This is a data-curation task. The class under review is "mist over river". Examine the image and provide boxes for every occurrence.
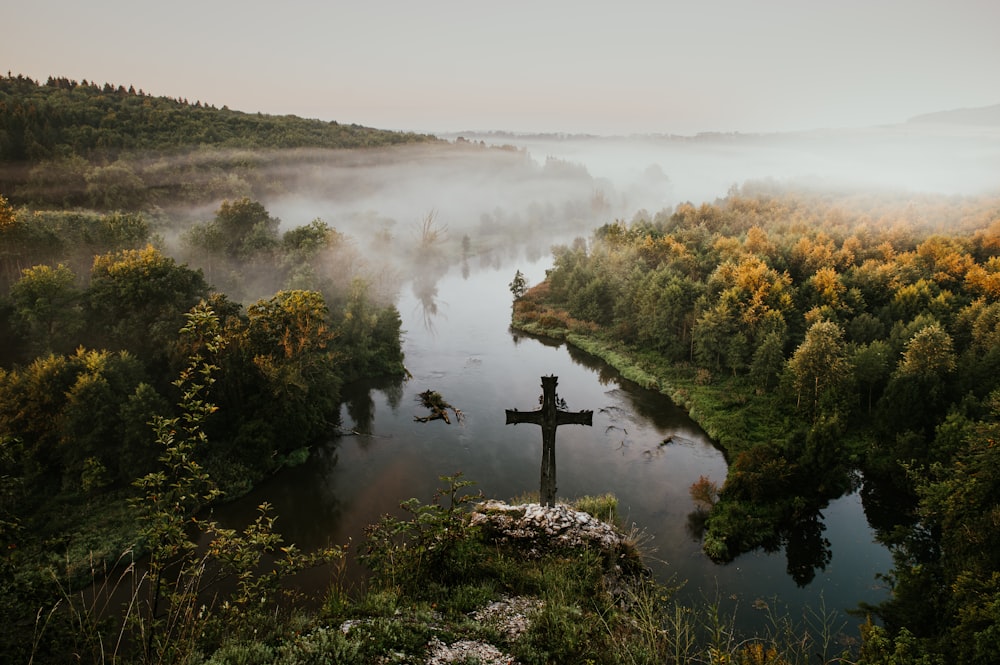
[212,247,893,635]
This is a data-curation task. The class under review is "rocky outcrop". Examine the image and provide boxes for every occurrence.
[343,501,644,665]
[470,500,629,554]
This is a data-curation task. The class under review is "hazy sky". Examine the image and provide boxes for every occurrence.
[5,0,998,136]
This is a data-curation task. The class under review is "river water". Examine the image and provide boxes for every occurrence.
[214,249,893,636]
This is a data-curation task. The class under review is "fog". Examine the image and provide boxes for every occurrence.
[258,118,1000,249]
[153,115,1000,309]
[456,121,1000,210]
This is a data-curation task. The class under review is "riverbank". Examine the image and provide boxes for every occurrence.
[510,316,795,463]
[199,489,862,664]
[509,294,866,565]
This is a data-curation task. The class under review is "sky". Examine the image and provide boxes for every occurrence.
[5,0,999,136]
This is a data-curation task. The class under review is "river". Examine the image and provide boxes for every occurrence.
[212,246,893,637]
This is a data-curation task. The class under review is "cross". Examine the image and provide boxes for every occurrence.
[505,376,593,507]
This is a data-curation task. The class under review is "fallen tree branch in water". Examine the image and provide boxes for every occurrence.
[414,389,464,424]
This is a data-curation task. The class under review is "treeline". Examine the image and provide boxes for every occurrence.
[0,73,437,210]
[513,184,1000,662]
[0,74,434,160]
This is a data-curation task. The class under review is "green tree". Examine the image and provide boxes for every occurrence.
[749,331,786,392]
[57,348,148,489]
[509,269,528,301]
[20,156,90,207]
[336,278,404,380]
[634,268,702,359]
[879,325,957,437]
[85,245,209,364]
[127,304,341,664]
[0,347,153,493]
[693,303,735,371]
[213,197,280,259]
[788,320,850,419]
[896,324,956,380]
[724,331,750,377]
[210,290,343,479]
[9,263,82,356]
[852,340,891,414]
[877,401,1000,663]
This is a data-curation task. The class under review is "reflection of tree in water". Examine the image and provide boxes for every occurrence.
[411,269,447,333]
[344,389,375,437]
[407,209,451,332]
[686,509,708,541]
[381,376,404,410]
[859,476,917,543]
[341,374,406,437]
[783,512,833,587]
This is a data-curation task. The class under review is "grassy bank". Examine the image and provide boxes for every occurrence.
[513,317,797,461]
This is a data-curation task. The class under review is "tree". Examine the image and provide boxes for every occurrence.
[85,245,209,364]
[127,305,341,663]
[213,197,280,260]
[788,320,850,419]
[724,331,750,377]
[509,269,527,301]
[84,161,146,209]
[9,263,82,356]
[634,268,702,359]
[876,401,1000,662]
[852,340,891,414]
[879,325,957,436]
[337,277,405,380]
[221,290,343,464]
[896,324,956,380]
[693,303,735,370]
[749,331,786,392]
[0,347,152,492]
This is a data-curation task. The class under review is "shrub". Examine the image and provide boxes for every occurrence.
[359,474,484,595]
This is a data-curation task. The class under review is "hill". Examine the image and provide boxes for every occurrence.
[907,102,1000,126]
[0,73,436,162]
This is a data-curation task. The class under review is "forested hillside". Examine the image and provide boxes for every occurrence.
[0,74,433,159]
[0,74,436,209]
[512,184,1000,662]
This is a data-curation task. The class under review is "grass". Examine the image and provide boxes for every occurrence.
[517,316,797,459]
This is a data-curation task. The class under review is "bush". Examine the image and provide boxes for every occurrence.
[359,474,484,595]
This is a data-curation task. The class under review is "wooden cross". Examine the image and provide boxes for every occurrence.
[505,376,593,507]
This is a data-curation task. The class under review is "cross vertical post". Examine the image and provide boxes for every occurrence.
[505,376,593,506]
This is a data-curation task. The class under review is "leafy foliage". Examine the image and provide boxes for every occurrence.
[360,474,483,595]
[513,186,1000,662]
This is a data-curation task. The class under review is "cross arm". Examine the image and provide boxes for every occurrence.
[555,409,593,427]
[505,408,545,425]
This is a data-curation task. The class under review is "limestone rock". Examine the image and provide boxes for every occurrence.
[470,500,628,553]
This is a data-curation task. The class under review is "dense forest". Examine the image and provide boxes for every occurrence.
[0,74,434,159]
[511,185,1000,662]
[0,74,437,211]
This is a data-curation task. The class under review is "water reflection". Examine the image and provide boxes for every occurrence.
[784,513,833,587]
[411,269,446,333]
[341,375,406,436]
